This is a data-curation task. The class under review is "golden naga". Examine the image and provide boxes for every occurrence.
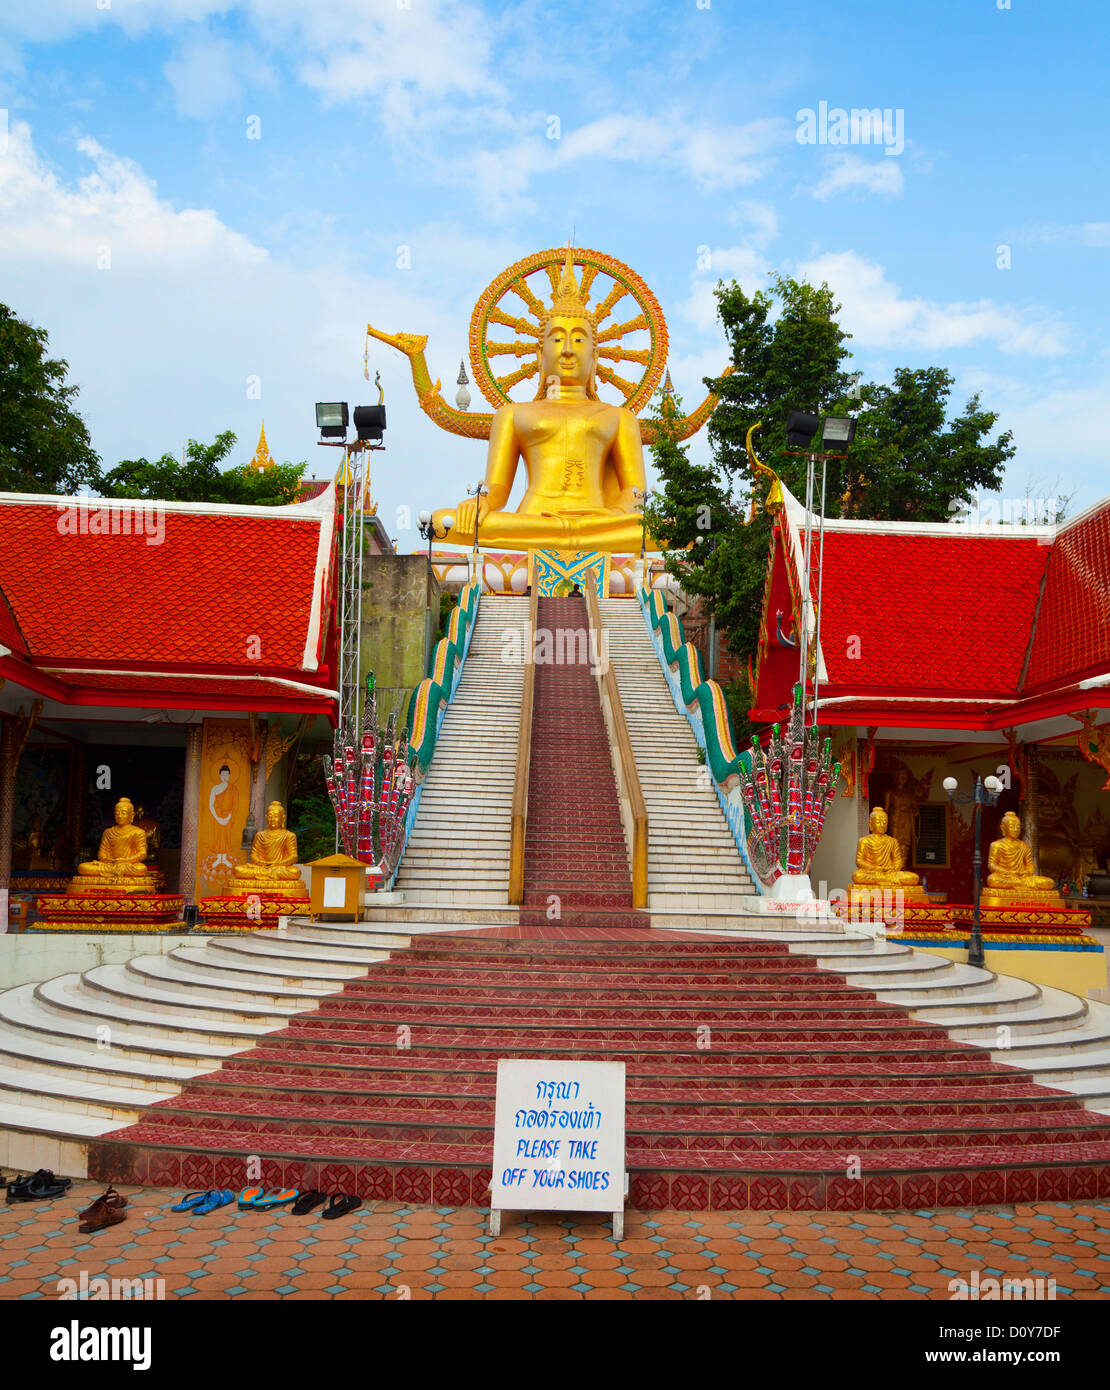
[366,245,733,553]
[850,807,928,902]
[73,798,161,894]
[231,801,307,898]
[983,811,1063,907]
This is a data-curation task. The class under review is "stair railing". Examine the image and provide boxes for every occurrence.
[586,584,648,909]
[508,582,539,903]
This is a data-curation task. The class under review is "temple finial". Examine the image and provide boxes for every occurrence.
[247,420,276,473]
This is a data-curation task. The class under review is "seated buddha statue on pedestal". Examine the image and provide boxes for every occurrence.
[983,811,1063,908]
[229,802,308,900]
[71,797,164,895]
[849,807,928,903]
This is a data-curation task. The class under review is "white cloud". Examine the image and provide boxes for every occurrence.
[680,244,771,334]
[0,120,488,531]
[1020,222,1110,249]
[811,153,904,201]
[163,31,247,119]
[796,250,1072,357]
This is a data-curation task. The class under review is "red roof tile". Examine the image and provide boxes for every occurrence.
[0,582,28,656]
[39,670,335,710]
[1023,500,1110,692]
[0,495,333,674]
[808,529,1049,697]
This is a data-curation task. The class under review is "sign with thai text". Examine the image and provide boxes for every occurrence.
[490,1059,626,1214]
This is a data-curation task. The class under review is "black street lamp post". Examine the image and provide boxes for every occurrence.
[943,773,1002,968]
[417,510,452,674]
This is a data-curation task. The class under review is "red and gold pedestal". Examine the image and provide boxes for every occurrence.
[198,889,308,932]
[34,890,185,933]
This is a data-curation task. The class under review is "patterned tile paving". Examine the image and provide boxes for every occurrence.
[2,1183,1108,1301]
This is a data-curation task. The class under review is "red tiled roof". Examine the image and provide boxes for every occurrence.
[1023,500,1110,693]
[39,670,336,710]
[0,582,28,657]
[0,494,333,674]
[808,528,1049,697]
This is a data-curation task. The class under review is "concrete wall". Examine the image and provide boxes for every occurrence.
[359,553,441,728]
[0,933,191,989]
[811,779,864,896]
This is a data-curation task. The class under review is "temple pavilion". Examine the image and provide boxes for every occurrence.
[748,482,1110,919]
[0,484,341,930]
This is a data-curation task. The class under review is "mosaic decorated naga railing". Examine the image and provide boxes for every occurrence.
[639,587,840,891]
[321,581,481,887]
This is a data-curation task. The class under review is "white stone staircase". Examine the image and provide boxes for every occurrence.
[598,597,759,918]
[391,594,530,911]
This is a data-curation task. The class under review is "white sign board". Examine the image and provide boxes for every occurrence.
[490,1059,626,1237]
[321,876,347,909]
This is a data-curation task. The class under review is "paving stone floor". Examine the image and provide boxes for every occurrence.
[1,1184,1109,1300]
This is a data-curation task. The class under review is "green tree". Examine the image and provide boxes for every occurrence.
[648,275,1015,698]
[0,304,101,494]
[101,430,307,505]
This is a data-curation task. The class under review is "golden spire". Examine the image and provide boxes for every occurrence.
[547,243,596,327]
[247,420,276,473]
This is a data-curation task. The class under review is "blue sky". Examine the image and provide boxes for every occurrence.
[2,0,1108,545]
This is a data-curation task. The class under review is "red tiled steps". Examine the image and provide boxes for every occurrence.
[61,926,1110,1206]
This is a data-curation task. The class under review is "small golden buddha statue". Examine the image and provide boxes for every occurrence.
[431,248,650,553]
[983,811,1063,907]
[72,798,161,895]
[850,807,928,902]
[230,802,308,899]
[883,768,921,866]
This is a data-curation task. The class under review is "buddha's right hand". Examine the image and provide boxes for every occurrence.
[454,496,490,534]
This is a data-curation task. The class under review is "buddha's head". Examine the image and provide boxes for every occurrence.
[135,805,146,821]
[893,769,908,789]
[114,798,135,827]
[536,246,599,399]
[868,807,888,835]
[265,801,286,830]
[1000,811,1022,839]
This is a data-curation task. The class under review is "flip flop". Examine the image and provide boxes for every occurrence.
[291,1190,327,1216]
[250,1188,299,1210]
[238,1186,265,1210]
[193,1190,234,1216]
[171,1192,209,1213]
[321,1194,362,1221]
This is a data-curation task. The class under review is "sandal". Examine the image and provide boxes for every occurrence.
[171,1192,210,1213]
[193,1190,234,1216]
[77,1188,127,1234]
[79,1187,128,1221]
[291,1190,327,1216]
[238,1187,298,1210]
[321,1193,362,1221]
[6,1171,72,1203]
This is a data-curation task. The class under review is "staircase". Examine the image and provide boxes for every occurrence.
[520,596,648,930]
[3,921,1110,1206]
[392,595,530,911]
[598,597,759,920]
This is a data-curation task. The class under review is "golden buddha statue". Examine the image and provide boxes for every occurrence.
[983,811,1063,907]
[366,245,733,557]
[850,807,928,902]
[230,801,308,899]
[72,798,162,895]
[883,767,926,866]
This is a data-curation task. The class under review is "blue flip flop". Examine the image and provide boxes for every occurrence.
[170,1192,209,1213]
[193,1189,234,1216]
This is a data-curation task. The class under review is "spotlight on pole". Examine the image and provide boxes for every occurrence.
[315,401,349,440]
[353,403,387,446]
[822,416,857,451]
[785,410,820,450]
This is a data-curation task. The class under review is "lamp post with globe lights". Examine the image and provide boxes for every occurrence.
[943,773,1003,968]
[417,510,453,675]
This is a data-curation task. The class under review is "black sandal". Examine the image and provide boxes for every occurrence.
[6,1170,72,1203]
[321,1193,362,1221]
[291,1190,327,1216]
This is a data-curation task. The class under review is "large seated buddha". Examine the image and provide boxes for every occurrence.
[983,811,1064,909]
[366,245,733,559]
[230,801,308,900]
[72,797,164,895]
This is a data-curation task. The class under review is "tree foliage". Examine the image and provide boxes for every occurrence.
[101,430,307,506]
[647,274,1016,685]
[0,304,101,494]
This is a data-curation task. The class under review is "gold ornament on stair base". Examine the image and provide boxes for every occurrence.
[71,798,165,895]
[983,811,1064,909]
[366,245,733,554]
[849,806,929,904]
[229,801,308,900]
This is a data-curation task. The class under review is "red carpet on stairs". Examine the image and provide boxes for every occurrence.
[519,595,649,930]
[90,930,1110,1210]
